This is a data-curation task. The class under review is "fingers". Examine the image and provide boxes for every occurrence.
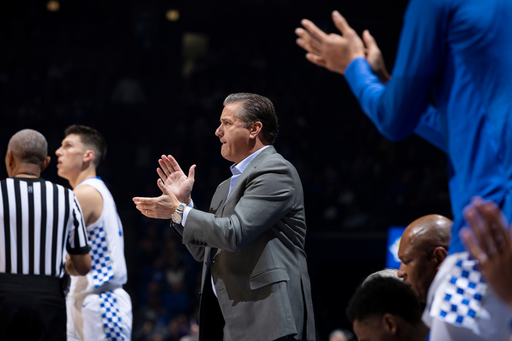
[157,178,169,194]
[465,204,494,255]
[296,37,323,56]
[479,201,510,253]
[332,10,352,36]
[132,196,157,217]
[188,164,196,181]
[296,28,324,55]
[156,167,167,182]
[463,199,511,259]
[460,227,488,265]
[300,19,328,42]
[305,53,327,68]
[132,197,156,205]
[474,203,500,256]
[158,154,181,178]
[158,159,172,178]
[165,155,182,172]
[362,30,378,52]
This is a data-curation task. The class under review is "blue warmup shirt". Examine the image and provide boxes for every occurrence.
[345,0,512,253]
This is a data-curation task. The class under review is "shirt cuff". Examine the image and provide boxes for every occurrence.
[182,199,194,226]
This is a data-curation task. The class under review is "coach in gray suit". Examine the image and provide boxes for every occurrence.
[134,93,315,341]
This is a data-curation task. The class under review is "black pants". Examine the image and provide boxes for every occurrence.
[0,273,66,341]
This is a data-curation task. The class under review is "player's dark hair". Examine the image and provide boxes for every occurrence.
[346,276,422,324]
[223,93,279,144]
[64,125,106,166]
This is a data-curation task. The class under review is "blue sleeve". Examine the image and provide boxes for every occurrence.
[344,0,449,141]
[414,105,447,153]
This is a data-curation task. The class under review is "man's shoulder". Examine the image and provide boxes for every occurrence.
[254,150,297,172]
[74,184,103,208]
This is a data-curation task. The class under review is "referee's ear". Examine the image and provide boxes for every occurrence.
[40,156,51,173]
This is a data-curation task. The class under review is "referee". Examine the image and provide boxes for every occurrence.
[0,129,91,341]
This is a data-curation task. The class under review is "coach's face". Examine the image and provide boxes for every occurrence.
[55,134,87,180]
[215,102,253,164]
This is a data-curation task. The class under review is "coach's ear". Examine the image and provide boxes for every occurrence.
[41,156,51,172]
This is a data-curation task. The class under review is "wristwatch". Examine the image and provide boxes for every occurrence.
[172,203,187,224]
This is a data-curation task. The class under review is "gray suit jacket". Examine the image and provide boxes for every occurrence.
[172,146,315,341]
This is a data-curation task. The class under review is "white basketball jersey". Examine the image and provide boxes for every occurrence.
[69,177,127,296]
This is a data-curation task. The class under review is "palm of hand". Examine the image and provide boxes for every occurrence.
[323,34,351,73]
[164,171,193,203]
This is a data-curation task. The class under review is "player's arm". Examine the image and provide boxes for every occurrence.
[296,0,447,140]
[356,30,448,152]
[74,185,103,225]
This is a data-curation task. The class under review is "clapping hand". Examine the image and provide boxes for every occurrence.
[157,155,195,205]
[295,11,365,75]
[133,155,196,219]
[461,198,512,308]
[296,11,390,83]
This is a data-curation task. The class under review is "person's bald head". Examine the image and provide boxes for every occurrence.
[5,129,50,177]
[397,214,452,302]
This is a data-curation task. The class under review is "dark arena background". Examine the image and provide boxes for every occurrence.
[0,0,452,339]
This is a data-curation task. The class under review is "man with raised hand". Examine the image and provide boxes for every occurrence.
[133,93,315,341]
[56,125,132,341]
[296,1,512,339]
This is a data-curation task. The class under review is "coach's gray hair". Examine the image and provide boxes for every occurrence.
[8,129,48,166]
[223,93,279,144]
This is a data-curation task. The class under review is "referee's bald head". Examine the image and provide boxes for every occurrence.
[8,129,48,167]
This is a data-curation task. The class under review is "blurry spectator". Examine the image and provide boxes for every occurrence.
[164,282,190,318]
[347,277,429,341]
[167,314,190,341]
[397,215,451,302]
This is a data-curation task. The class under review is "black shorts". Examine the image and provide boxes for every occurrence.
[0,273,66,341]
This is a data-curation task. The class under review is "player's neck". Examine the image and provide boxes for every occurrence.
[70,168,97,189]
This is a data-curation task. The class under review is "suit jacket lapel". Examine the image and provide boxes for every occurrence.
[209,179,230,216]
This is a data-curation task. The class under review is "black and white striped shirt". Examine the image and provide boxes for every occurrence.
[0,177,89,278]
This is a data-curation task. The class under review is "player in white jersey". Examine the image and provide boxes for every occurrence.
[56,125,132,341]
